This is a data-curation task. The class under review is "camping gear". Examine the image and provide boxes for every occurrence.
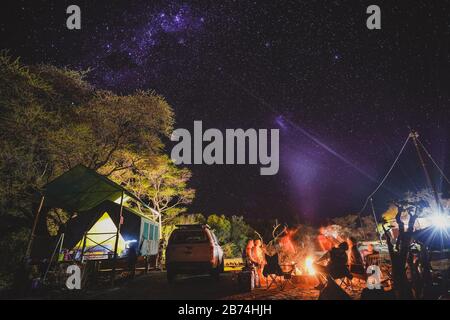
[263,253,283,289]
[238,266,256,292]
[29,165,160,262]
[263,253,296,290]
[27,165,162,286]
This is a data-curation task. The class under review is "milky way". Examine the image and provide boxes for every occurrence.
[77,3,206,90]
[2,0,450,223]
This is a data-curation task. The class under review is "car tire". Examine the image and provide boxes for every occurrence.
[211,265,220,281]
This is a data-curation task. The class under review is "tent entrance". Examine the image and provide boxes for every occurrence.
[74,212,126,260]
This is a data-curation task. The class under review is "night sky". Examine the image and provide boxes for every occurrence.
[1,0,450,224]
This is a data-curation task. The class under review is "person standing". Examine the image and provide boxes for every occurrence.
[243,240,255,267]
[156,237,165,271]
[252,239,266,286]
[127,242,138,279]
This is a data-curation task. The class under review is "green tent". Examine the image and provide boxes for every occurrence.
[29,165,160,260]
[44,164,141,212]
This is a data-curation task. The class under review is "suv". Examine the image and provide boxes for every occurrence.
[165,224,224,282]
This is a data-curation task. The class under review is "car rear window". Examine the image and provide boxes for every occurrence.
[170,230,209,244]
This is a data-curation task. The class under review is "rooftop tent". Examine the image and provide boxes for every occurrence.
[29,165,161,260]
[43,164,134,212]
[64,200,160,259]
[412,226,450,250]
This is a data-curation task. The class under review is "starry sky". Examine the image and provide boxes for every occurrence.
[1,0,450,224]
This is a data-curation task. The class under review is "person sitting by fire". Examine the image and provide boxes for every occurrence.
[361,243,379,266]
[347,237,365,275]
[317,226,341,252]
[313,241,353,290]
[362,243,379,258]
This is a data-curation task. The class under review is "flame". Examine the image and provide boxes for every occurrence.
[305,256,315,275]
[295,266,302,275]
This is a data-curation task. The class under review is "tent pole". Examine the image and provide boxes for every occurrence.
[358,213,366,240]
[59,233,65,254]
[411,130,443,211]
[25,195,45,260]
[80,231,87,262]
[370,198,383,245]
[111,191,124,287]
[43,233,64,283]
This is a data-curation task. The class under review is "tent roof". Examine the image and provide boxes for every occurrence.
[42,164,157,214]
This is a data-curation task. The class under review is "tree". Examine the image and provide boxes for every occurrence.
[47,90,173,174]
[229,215,253,253]
[207,214,231,244]
[0,52,177,286]
[331,214,379,242]
[161,213,205,261]
[204,214,254,258]
[381,189,439,299]
[107,154,195,224]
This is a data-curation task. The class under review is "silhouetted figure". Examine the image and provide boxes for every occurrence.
[347,237,365,274]
[314,241,352,290]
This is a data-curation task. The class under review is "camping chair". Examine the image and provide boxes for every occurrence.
[314,259,355,293]
[263,254,296,290]
[263,253,284,289]
[279,263,297,289]
[333,273,354,292]
[312,263,354,293]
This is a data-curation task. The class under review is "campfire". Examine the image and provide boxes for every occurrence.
[305,257,315,275]
[294,256,316,276]
[292,256,319,288]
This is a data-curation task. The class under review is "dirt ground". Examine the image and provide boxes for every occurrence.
[78,271,363,300]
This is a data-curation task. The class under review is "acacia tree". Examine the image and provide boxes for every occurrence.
[0,52,176,285]
[47,90,173,174]
[206,214,253,257]
[107,154,195,224]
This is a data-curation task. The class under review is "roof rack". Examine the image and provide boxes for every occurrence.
[175,224,211,229]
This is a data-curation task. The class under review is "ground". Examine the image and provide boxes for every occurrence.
[68,271,362,300]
